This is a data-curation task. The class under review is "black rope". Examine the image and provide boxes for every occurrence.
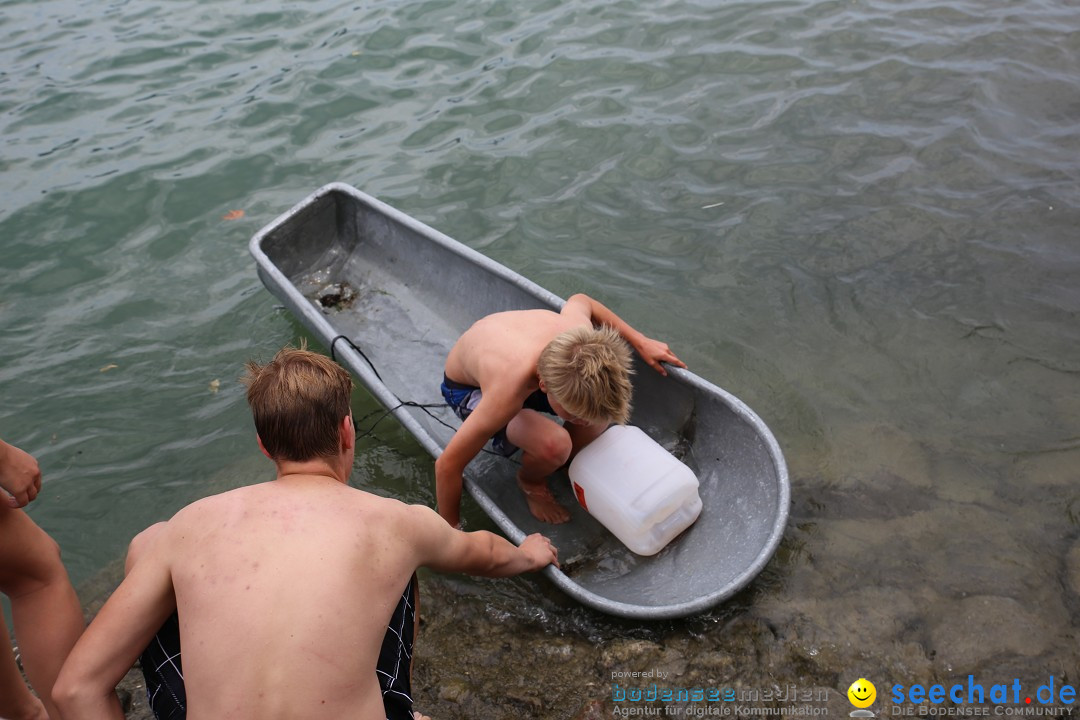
[354,400,510,460]
[330,340,511,461]
[330,335,382,382]
[353,401,457,441]
[329,334,513,459]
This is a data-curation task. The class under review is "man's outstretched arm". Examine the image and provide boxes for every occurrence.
[410,504,558,576]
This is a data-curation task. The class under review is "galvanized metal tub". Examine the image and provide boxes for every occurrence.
[250,182,789,619]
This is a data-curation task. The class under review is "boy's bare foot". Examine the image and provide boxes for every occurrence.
[517,472,570,524]
[413,711,432,720]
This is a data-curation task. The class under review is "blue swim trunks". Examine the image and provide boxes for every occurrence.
[440,373,555,457]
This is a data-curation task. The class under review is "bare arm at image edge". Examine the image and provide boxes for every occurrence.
[53,523,178,719]
[0,439,43,508]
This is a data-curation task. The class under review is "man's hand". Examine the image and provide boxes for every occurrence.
[0,440,42,508]
[519,533,559,570]
[635,336,686,376]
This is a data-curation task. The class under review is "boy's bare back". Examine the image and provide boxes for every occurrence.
[444,307,583,393]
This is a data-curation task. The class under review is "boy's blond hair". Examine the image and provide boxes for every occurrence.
[242,344,353,462]
[537,325,634,425]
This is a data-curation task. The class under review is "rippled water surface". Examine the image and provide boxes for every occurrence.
[3,0,1079,714]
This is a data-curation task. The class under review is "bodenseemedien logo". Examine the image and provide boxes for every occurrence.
[848,678,878,718]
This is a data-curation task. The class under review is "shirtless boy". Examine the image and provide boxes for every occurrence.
[437,293,685,528]
[53,346,558,720]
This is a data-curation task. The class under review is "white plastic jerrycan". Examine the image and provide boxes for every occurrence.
[568,424,702,556]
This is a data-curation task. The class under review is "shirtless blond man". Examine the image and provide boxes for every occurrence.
[53,346,557,720]
[437,293,685,528]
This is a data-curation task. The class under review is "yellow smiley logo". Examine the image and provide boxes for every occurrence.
[847,678,876,708]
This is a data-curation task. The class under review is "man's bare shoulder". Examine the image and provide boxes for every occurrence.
[355,495,440,531]
[168,482,265,519]
[173,481,415,518]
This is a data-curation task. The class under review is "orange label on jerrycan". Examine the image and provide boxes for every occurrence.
[573,482,588,511]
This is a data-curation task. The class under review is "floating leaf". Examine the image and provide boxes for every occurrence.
[100,363,118,372]
[209,379,221,394]
[222,209,245,220]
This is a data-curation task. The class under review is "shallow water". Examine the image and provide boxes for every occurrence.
[2,0,1079,715]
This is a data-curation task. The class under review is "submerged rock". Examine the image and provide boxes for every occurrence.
[929,595,1056,670]
[1067,540,1080,599]
[315,282,358,311]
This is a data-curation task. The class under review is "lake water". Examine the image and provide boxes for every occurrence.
[2,0,1078,715]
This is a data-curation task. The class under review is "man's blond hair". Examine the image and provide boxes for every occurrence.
[242,344,353,462]
[537,325,634,425]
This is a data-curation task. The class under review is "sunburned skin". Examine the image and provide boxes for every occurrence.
[53,347,560,720]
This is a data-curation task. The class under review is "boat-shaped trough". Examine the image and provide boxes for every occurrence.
[250,182,789,620]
